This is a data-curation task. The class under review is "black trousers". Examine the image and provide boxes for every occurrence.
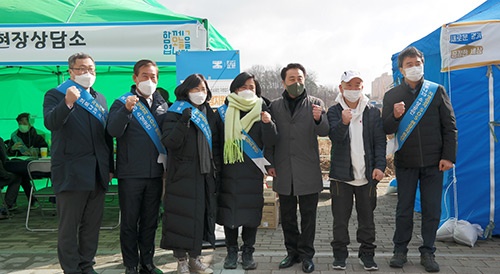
[279,192,319,260]
[393,166,443,254]
[330,180,377,259]
[4,160,34,203]
[118,177,163,268]
[224,226,257,249]
[56,182,105,274]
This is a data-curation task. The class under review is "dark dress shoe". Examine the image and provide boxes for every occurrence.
[279,255,301,269]
[302,258,315,273]
[83,270,98,274]
[139,264,163,274]
[125,266,138,274]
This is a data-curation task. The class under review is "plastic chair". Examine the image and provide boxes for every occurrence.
[25,159,55,232]
[100,183,121,230]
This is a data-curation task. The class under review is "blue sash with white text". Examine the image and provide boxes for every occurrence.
[118,92,167,157]
[169,101,212,150]
[396,80,439,151]
[218,104,270,174]
[55,79,108,127]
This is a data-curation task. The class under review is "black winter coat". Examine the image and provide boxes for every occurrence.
[327,103,386,183]
[382,80,457,168]
[160,102,221,251]
[216,99,278,228]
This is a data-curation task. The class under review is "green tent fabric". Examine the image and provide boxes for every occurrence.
[0,0,232,141]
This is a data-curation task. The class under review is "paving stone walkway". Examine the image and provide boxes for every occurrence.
[1,180,499,273]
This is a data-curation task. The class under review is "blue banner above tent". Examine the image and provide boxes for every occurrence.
[176,50,240,107]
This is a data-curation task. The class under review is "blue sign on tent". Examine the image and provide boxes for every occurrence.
[175,50,240,85]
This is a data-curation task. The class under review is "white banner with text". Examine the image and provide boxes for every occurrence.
[0,21,207,65]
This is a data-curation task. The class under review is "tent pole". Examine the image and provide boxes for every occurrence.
[56,66,62,85]
[485,65,496,239]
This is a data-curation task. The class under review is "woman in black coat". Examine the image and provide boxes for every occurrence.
[216,72,278,270]
[160,74,221,274]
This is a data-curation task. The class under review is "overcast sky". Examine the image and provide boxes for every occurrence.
[159,0,485,91]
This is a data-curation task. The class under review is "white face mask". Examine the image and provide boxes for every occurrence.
[137,79,157,97]
[74,72,96,88]
[343,89,362,103]
[189,91,207,105]
[404,65,424,82]
[19,125,30,133]
[237,89,256,100]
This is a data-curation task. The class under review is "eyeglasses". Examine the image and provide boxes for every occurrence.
[70,67,96,74]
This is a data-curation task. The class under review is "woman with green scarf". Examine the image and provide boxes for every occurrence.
[216,72,278,270]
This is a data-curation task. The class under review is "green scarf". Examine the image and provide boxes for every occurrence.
[224,93,262,164]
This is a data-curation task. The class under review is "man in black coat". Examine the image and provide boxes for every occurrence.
[107,60,167,274]
[382,47,457,273]
[43,52,113,274]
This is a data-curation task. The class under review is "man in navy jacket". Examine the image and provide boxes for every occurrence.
[43,52,113,274]
[107,60,167,274]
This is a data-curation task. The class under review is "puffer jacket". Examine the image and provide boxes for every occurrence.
[160,102,221,250]
[327,103,386,183]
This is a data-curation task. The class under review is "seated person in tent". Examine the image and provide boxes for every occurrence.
[7,112,48,157]
[0,137,22,215]
[5,112,47,209]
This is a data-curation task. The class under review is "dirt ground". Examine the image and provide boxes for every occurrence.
[318,137,395,179]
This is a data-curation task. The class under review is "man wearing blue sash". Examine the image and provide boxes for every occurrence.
[382,47,457,273]
[107,60,167,274]
[43,52,114,274]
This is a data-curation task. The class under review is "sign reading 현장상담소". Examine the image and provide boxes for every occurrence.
[0,21,207,65]
[440,21,500,72]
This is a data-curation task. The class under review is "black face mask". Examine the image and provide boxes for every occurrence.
[286,82,305,97]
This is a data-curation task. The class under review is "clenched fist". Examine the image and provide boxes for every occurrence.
[65,86,81,108]
[342,109,352,125]
[393,101,405,119]
[125,95,139,111]
[261,111,271,124]
[312,104,323,121]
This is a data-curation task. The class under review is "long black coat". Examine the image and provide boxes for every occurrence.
[160,102,221,250]
[216,100,278,228]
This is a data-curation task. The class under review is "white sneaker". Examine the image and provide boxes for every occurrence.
[189,256,213,274]
[177,258,190,274]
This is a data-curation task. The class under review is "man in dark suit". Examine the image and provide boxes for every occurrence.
[107,60,167,274]
[43,52,113,274]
